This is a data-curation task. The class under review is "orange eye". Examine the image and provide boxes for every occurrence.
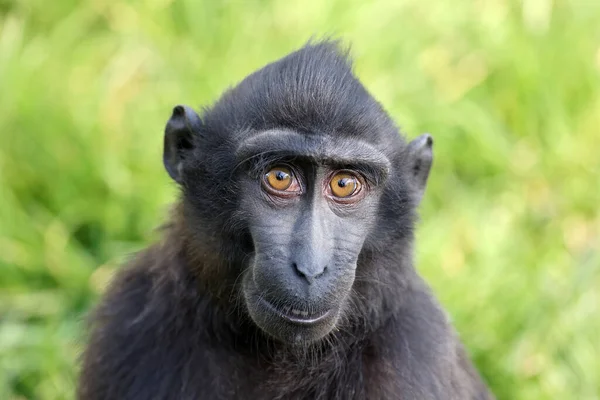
[265,166,293,191]
[329,172,360,198]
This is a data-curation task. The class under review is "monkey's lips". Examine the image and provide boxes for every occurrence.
[258,298,332,325]
[243,280,342,343]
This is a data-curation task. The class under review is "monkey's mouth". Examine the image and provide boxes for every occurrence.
[242,272,342,343]
[259,298,332,325]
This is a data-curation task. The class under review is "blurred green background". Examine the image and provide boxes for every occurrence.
[1,0,599,398]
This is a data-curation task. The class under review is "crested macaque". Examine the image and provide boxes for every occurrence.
[78,41,493,400]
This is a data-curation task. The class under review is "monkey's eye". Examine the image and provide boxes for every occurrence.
[263,165,301,195]
[328,171,361,200]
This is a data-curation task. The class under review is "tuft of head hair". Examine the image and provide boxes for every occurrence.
[202,40,393,141]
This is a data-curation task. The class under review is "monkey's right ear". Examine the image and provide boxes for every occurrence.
[163,105,202,183]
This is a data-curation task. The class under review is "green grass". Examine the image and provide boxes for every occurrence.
[1,0,599,398]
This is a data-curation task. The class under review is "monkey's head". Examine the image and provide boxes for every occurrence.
[162,42,433,345]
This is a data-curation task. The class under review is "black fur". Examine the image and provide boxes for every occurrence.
[78,41,493,400]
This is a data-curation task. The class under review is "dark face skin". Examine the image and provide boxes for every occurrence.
[164,102,433,345]
[236,131,390,343]
[228,129,389,343]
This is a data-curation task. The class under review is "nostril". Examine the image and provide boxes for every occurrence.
[291,263,327,284]
[292,262,305,279]
[314,265,327,280]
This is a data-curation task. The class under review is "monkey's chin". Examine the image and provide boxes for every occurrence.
[242,284,341,345]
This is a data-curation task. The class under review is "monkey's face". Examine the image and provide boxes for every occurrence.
[162,43,434,347]
[235,131,390,344]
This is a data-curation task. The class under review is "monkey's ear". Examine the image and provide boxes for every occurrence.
[163,105,202,183]
[406,134,433,203]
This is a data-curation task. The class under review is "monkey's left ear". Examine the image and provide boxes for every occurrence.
[406,134,433,203]
[163,105,202,183]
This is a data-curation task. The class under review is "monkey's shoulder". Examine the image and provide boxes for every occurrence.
[90,247,216,337]
[362,289,493,400]
[79,251,230,399]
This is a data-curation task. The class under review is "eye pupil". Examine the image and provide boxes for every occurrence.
[276,171,287,181]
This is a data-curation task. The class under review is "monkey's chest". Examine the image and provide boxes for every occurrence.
[211,351,373,400]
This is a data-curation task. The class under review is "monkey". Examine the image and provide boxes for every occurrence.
[77,40,493,400]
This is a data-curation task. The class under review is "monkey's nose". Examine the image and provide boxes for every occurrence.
[292,262,328,285]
